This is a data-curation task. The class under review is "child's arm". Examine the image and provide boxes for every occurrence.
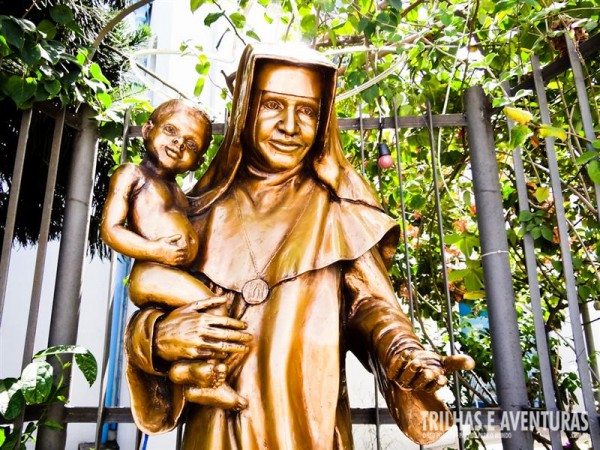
[100,164,188,266]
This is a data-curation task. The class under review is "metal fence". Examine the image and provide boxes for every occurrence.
[1,33,599,450]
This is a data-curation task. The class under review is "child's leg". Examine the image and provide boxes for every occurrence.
[128,261,214,308]
[169,361,248,410]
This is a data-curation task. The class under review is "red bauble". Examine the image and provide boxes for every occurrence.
[378,154,394,169]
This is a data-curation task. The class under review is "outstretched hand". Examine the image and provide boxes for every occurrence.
[154,296,252,362]
[388,349,475,394]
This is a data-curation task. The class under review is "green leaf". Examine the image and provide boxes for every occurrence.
[301,14,316,37]
[388,0,402,10]
[0,427,5,445]
[575,150,598,166]
[0,378,24,420]
[37,19,57,39]
[0,428,21,450]
[534,187,550,203]
[1,19,25,50]
[21,39,42,66]
[540,226,554,242]
[195,55,210,75]
[42,419,63,430]
[3,76,37,107]
[463,290,485,300]
[464,270,484,291]
[21,361,53,404]
[96,91,112,109]
[229,12,246,29]
[409,194,426,210]
[65,20,83,36]
[74,352,97,386]
[89,63,110,85]
[204,12,224,26]
[43,79,61,96]
[190,0,210,12]
[76,49,88,66]
[588,159,600,184]
[50,5,74,25]
[448,268,470,282]
[531,227,541,240]
[246,30,260,41]
[509,124,532,148]
[361,85,378,103]
[592,140,600,149]
[375,12,391,25]
[539,124,567,142]
[14,17,36,33]
[518,210,534,222]
[34,344,88,358]
[440,11,452,26]
[193,77,205,97]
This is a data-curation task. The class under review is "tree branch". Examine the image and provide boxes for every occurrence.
[88,0,154,64]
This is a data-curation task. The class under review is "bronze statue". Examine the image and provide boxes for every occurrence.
[101,99,249,411]
[121,44,474,448]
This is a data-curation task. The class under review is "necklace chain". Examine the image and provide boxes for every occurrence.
[233,182,315,303]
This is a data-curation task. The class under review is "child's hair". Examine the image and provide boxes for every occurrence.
[147,99,213,153]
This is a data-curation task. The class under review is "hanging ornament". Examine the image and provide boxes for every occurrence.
[377,141,393,169]
[376,117,393,169]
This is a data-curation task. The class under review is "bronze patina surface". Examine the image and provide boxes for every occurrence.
[120,44,474,449]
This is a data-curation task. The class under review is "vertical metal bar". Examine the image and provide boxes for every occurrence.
[12,110,65,449]
[532,55,600,448]
[36,105,99,450]
[425,100,464,450]
[0,109,33,323]
[359,104,366,177]
[506,111,563,450]
[564,33,600,395]
[135,429,143,450]
[94,109,131,449]
[564,35,598,153]
[21,109,66,366]
[374,372,381,450]
[176,422,184,450]
[392,100,415,325]
[464,86,533,449]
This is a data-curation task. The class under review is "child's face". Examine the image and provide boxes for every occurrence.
[143,108,208,175]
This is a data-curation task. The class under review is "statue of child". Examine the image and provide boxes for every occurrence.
[101,99,248,411]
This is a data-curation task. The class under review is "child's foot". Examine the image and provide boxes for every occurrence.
[169,361,224,388]
[184,383,248,410]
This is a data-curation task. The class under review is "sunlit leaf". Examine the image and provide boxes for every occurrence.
[504,106,533,125]
[463,291,485,300]
[190,0,210,12]
[229,12,246,29]
[509,124,532,148]
[89,63,110,85]
[194,77,205,97]
[534,187,550,203]
[20,361,53,404]
[539,124,567,142]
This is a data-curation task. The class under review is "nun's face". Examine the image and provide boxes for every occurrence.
[243,62,322,172]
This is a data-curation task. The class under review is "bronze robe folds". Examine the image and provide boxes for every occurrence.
[126,179,451,449]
